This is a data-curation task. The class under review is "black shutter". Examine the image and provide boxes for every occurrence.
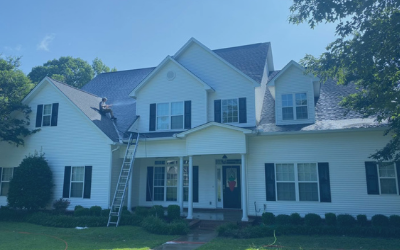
[63,166,71,198]
[214,100,221,123]
[184,101,191,129]
[146,167,154,201]
[149,104,156,131]
[83,166,92,198]
[396,162,400,195]
[36,105,43,127]
[318,163,331,202]
[51,103,59,126]
[193,166,199,202]
[365,162,380,195]
[265,163,276,201]
[239,98,247,123]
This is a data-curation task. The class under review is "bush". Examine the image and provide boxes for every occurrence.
[325,213,336,226]
[53,198,70,214]
[74,205,84,211]
[337,214,356,227]
[74,208,90,217]
[119,214,143,226]
[304,213,322,227]
[134,207,149,217]
[28,212,107,227]
[290,213,302,225]
[167,205,181,221]
[216,223,239,237]
[141,216,189,235]
[90,206,102,217]
[372,214,389,227]
[276,214,291,225]
[8,153,54,210]
[150,205,164,218]
[262,212,275,225]
[101,209,111,217]
[357,214,368,227]
[390,215,400,228]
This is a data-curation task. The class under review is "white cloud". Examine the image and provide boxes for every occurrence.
[37,34,56,51]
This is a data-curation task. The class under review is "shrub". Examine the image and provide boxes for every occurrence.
[372,214,389,227]
[150,205,164,218]
[216,223,239,237]
[304,213,322,227]
[90,206,102,217]
[53,198,70,214]
[141,216,189,235]
[134,207,149,217]
[390,215,400,228]
[101,209,111,217]
[290,213,302,225]
[8,153,54,210]
[167,205,181,221]
[325,213,336,226]
[276,214,291,225]
[119,214,143,226]
[262,212,275,225]
[28,212,107,228]
[74,205,84,211]
[357,214,368,227]
[74,208,90,217]
[337,214,356,227]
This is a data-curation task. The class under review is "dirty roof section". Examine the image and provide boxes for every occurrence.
[48,78,120,141]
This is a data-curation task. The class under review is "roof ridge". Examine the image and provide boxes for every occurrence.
[97,67,156,75]
[212,42,270,52]
[48,77,101,99]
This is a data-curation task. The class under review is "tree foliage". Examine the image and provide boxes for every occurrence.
[28,56,94,88]
[8,152,54,210]
[92,57,110,76]
[289,0,400,161]
[0,56,36,146]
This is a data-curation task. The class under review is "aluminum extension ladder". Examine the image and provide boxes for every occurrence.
[107,133,140,227]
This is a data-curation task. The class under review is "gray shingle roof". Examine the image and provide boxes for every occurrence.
[48,77,120,141]
[257,79,383,133]
[81,68,155,136]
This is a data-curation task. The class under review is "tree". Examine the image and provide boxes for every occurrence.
[28,56,94,88]
[8,152,54,210]
[0,56,36,146]
[92,57,110,76]
[289,0,400,161]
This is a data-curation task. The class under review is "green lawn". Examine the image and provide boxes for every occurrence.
[199,235,400,250]
[0,222,177,250]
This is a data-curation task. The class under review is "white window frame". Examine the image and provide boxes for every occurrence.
[153,161,180,202]
[281,93,309,121]
[0,168,14,196]
[70,166,85,198]
[42,104,53,127]
[275,162,320,202]
[156,101,184,131]
[221,98,239,124]
[378,163,399,195]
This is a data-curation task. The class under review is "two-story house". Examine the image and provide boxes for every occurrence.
[0,38,398,221]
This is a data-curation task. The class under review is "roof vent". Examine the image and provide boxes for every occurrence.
[167,71,176,81]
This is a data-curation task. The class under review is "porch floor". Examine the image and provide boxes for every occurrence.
[181,208,243,222]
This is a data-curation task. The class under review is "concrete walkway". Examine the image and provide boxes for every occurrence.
[153,228,217,250]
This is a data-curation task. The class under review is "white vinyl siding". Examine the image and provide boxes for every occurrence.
[0,168,13,196]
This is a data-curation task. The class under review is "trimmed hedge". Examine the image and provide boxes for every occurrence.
[261,212,275,225]
[135,207,150,217]
[357,214,368,227]
[90,206,102,217]
[304,213,322,227]
[372,214,390,227]
[276,214,291,225]
[337,214,356,227]
[74,208,90,217]
[150,205,164,218]
[290,213,302,225]
[167,205,181,221]
[390,215,400,228]
[141,216,189,235]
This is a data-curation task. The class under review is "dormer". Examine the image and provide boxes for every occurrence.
[267,61,319,125]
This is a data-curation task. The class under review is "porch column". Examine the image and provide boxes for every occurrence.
[241,154,248,221]
[187,155,193,219]
[179,157,184,214]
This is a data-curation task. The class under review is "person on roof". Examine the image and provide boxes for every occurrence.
[99,97,116,120]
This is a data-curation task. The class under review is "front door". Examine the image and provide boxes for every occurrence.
[223,166,241,208]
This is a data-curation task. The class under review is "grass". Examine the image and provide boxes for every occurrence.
[0,222,178,250]
[198,235,400,250]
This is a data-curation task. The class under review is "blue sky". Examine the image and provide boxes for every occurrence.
[0,0,338,74]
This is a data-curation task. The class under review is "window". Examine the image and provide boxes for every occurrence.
[275,163,319,201]
[71,167,85,198]
[0,168,13,196]
[222,99,238,123]
[378,163,398,194]
[156,102,183,130]
[42,104,52,126]
[166,166,178,201]
[36,103,59,128]
[281,93,308,120]
[152,162,178,202]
